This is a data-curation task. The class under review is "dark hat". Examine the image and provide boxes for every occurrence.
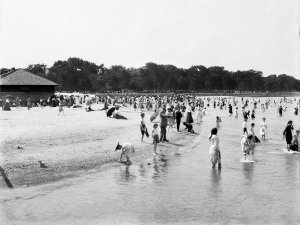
[115,142,121,151]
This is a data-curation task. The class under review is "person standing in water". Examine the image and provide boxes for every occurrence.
[175,108,183,132]
[278,106,283,116]
[196,106,203,123]
[234,107,238,119]
[260,117,267,140]
[250,123,260,143]
[241,134,255,161]
[152,123,160,155]
[283,120,293,151]
[228,104,233,115]
[209,127,221,170]
[159,107,169,142]
[216,116,222,127]
[290,129,300,151]
[242,118,248,136]
[140,113,149,142]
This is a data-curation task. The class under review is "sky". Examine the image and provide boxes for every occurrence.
[0,0,299,77]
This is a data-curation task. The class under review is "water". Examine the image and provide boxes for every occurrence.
[1,98,300,225]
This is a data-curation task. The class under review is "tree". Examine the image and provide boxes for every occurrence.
[27,64,47,77]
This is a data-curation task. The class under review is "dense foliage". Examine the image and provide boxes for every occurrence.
[1,57,300,92]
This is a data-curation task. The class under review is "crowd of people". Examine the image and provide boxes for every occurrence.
[111,95,300,166]
[2,93,300,167]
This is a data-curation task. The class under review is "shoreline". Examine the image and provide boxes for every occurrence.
[0,106,198,189]
[77,92,300,98]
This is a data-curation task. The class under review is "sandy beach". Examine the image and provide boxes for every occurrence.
[0,104,196,188]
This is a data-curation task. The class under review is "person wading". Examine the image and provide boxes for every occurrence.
[159,107,169,142]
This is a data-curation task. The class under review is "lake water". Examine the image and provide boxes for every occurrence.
[1,97,300,225]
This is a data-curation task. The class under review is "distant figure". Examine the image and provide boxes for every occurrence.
[294,108,298,116]
[216,116,222,127]
[115,142,135,165]
[283,120,293,151]
[228,104,233,115]
[242,118,248,136]
[278,106,283,116]
[2,99,11,111]
[251,110,255,119]
[27,96,32,110]
[175,108,183,132]
[234,107,238,118]
[196,106,203,123]
[209,127,221,170]
[58,100,65,116]
[260,117,267,140]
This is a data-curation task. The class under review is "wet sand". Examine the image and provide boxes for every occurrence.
[0,104,196,188]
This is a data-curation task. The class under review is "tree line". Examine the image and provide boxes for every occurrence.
[1,57,299,93]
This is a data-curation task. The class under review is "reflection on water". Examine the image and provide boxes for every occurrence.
[209,170,222,198]
[118,165,136,183]
[152,156,168,178]
[242,163,254,183]
[1,98,300,224]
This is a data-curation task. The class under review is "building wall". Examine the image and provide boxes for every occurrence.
[0,85,55,102]
[0,92,55,102]
[0,85,54,92]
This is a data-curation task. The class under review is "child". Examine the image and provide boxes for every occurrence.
[115,142,135,165]
[166,108,175,131]
[140,113,149,141]
[251,110,255,119]
[235,107,238,119]
[259,117,267,140]
[250,123,260,143]
[202,108,207,116]
[242,118,248,136]
[241,134,255,161]
[209,127,221,170]
[216,116,222,127]
[152,123,160,155]
[58,100,65,116]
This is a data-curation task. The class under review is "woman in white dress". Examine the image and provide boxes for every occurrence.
[209,127,221,170]
[260,117,267,140]
[196,106,203,124]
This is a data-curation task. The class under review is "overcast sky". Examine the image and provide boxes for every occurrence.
[0,0,299,77]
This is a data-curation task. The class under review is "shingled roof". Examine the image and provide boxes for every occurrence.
[0,69,58,86]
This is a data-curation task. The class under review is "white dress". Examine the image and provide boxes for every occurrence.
[209,135,220,155]
[260,121,267,135]
[121,143,135,157]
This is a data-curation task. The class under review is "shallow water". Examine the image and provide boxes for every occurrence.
[1,97,300,225]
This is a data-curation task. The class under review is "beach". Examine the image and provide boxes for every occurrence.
[1,97,300,224]
[0,104,195,188]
